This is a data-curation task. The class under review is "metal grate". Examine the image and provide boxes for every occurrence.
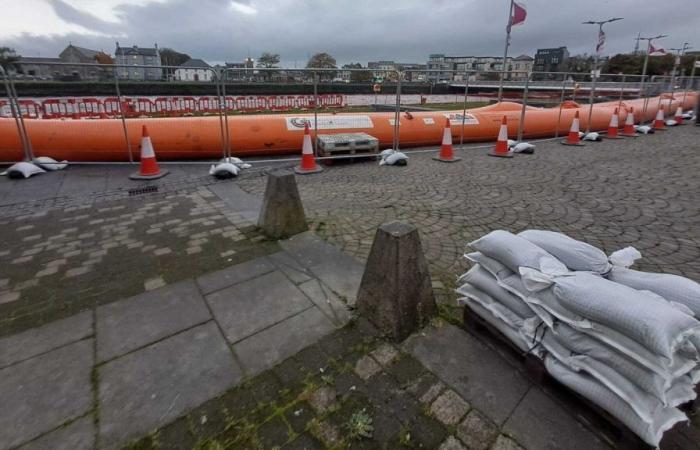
[128,185,159,196]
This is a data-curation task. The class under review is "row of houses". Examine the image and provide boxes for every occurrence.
[13,44,570,83]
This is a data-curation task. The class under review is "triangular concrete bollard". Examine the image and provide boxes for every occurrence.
[257,170,308,239]
[356,221,437,342]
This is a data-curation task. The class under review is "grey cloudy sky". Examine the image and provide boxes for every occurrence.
[3,0,699,66]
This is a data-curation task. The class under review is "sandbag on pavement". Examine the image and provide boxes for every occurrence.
[464,251,514,279]
[460,296,532,353]
[609,267,700,318]
[469,230,568,275]
[502,273,698,378]
[544,355,687,447]
[518,229,613,274]
[552,321,698,405]
[458,265,535,319]
[522,271,700,361]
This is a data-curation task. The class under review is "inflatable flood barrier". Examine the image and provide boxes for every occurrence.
[0,93,696,162]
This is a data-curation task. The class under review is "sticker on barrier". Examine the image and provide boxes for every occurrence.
[444,112,480,125]
[286,115,373,130]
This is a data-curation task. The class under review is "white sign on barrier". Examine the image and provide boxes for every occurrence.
[443,112,479,125]
[423,118,435,125]
[285,115,373,130]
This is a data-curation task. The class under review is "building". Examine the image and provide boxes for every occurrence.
[426,54,524,82]
[511,55,534,78]
[115,43,162,80]
[175,59,212,82]
[533,47,569,74]
[16,44,114,80]
[367,61,427,82]
[223,58,255,81]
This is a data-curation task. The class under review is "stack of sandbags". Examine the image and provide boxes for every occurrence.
[456,229,700,447]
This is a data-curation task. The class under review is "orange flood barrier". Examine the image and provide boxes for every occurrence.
[0,93,696,162]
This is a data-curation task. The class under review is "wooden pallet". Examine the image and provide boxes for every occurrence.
[462,306,697,449]
[317,133,379,162]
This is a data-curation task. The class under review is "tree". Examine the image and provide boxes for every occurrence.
[343,63,372,83]
[566,54,595,74]
[0,47,20,72]
[602,53,675,76]
[306,52,337,80]
[257,52,280,81]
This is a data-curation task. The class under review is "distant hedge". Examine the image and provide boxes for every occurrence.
[2,81,456,97]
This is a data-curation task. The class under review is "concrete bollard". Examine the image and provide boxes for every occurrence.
[356,221,437,342]
[258,170,308,239]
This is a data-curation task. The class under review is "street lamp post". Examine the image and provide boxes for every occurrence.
[583,17,623,133]
[638,34,668,120]
[668,43,691,111]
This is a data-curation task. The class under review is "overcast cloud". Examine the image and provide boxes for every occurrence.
[2,0,699,66]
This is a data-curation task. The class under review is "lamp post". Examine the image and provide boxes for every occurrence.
[582,17,623,132]
[668,43,691,111]
[638,34,668,120]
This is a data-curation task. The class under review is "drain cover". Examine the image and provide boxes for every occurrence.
[128,185,158,196]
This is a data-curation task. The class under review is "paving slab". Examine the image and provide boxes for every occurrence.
[267,250,313,285]
[98,322,241,449]
[208,182,262,223]
[298,278,352,326]
[206,270,313,343]
[19,414,95,450]
[0,310,92,368]
[234,307,337,376]
[279,231,364,305]
[502,387,610,450]
[0,339,93,449]
[196,256,275,295]
[96,280,211,362]
[405,324,531,425]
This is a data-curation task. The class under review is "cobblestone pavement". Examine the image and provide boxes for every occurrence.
[237,125,700,297]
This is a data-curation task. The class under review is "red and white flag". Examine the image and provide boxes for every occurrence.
[596,29,606,55]
[649,44,666,56]
[509,1,527,29]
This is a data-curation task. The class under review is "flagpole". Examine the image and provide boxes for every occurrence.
[638,34,668,122]
[497,0,514,102]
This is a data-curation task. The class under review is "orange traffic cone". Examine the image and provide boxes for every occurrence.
[561,111,584,146]
[653,105,666,130]
[674,106,684,125]
[488,116,513,158]
[433,117,461,162]
[294,122,323,174]
[605,108,623,139]
[621,107,638,137]
[130,125,169,180]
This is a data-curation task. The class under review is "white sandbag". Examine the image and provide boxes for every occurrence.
[511,142,535,154]
[607,246,642,268]
[464,252,514,279]
[379,149,408,166]
[33,156,68,171]
[1,162,46,179]
[504,272,698,377]
[469,230,568,275]
[209,162,240,178]
[538,331,682,424]
[457,284,524,329]
[458,265,535,319]
[552,321,697,405]
[634,125,654,134]
[518,229,612,274]
[609,267,700,318]
[582,131,602,141]
[525,271,700,361]
[220,157,252,169]
[544,355,687,447]
[462,297,531,353]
